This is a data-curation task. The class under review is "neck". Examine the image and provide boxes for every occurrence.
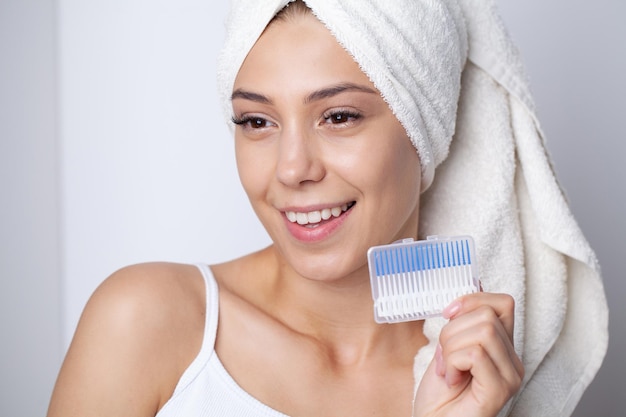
[264,246,427,368]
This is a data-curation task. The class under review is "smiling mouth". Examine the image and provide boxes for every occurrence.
[285,202,356,226]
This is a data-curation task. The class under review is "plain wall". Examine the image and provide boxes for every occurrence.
[1,1,623,416]
[58,0,264,346]
[0,0,62,416]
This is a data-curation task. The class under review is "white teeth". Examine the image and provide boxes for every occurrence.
[307,211,322,224]
[296,212,308,225]
[285,204,352,225]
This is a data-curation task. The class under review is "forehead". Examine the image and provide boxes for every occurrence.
[233,13,375,94]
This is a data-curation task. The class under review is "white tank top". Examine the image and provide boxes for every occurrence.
[155,264,288,417]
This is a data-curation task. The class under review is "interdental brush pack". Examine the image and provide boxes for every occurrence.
[367,235,481,323]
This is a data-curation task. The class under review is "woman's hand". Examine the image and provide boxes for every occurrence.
[413,292,524,417]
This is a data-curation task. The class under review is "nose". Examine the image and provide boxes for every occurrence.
[275,125,325,187]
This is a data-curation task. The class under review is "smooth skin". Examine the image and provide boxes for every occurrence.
[47,10,523,417]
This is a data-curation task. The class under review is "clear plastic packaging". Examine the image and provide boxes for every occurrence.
[367,235,481,323]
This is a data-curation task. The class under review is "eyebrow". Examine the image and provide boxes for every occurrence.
[230,83,378,105]
[304,83,378,103]
[230,89,272,104]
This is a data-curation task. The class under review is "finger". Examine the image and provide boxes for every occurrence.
[443,292,516,340]
[441,304,511,349]
[441,321,524,389]
[440,304,522,377]
[444,344,522,414]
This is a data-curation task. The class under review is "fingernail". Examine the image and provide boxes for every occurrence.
[435,344,444,377]
[443,300,461,318]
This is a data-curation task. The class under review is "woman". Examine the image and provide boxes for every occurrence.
[47,1,607,416]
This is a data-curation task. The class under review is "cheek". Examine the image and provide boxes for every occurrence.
[361,127,422,223]
[384,123,421,187]
[392,139,422,192]
[234,137,271,200]
[383,144,421,208]
[347,126,421,197]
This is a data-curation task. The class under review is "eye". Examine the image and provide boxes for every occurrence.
[231,115,275,130]
[322,110,361,126]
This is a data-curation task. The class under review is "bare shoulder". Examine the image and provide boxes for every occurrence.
[93,262,206,321]
[47,262,206,417]
[84,262,206,349]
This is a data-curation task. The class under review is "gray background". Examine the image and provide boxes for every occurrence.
[1,1,623,416]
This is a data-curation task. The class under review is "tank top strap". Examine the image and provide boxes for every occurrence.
[195,263,220,352]
[168,263,219,395]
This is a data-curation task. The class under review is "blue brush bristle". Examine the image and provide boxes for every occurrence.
[373,238,472,276]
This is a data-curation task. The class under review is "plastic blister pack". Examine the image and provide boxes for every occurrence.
[367,235,481,323]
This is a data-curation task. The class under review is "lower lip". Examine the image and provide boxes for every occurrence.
[283,208,352,242]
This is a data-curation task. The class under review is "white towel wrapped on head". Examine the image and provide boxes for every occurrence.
[218,0,467,190]
[217,1,609,416]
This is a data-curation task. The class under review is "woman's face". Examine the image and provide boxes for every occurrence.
[232,12,421,281]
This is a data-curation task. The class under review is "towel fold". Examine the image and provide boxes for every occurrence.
[217,1,609,415]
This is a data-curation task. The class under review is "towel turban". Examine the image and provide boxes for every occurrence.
[217,0,468,190]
